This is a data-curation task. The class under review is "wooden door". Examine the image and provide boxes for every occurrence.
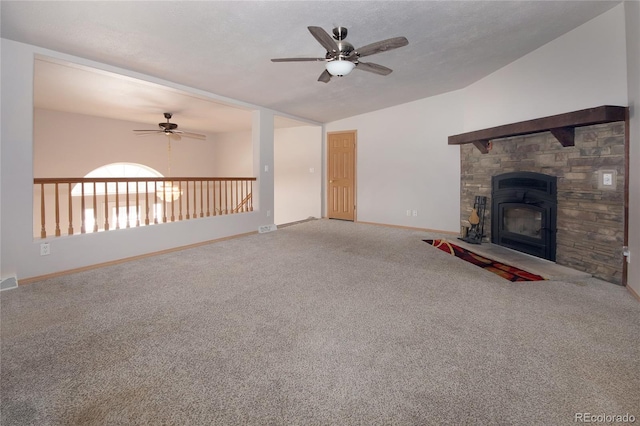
[327,131,356,221]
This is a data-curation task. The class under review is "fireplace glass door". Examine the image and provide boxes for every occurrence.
[502,207,542,239]
[494,201,554,260]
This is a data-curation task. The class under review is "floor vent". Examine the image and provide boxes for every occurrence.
[258,224,278,233]
[1,277,18,291]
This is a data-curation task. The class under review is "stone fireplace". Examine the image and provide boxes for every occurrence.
[458,121,626,285]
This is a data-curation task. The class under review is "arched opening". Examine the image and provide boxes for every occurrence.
[71,162,163,196]
[72,163,165,231]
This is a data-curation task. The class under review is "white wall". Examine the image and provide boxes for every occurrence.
[1,39,275,281]
[326,90,465,232]
[252,110,274,218]
[625,0,640,295]
[34,109,220,178]
[212,125,322,225]
[463,5,628,131]
[212,130,253,176]
[274,126,322,225]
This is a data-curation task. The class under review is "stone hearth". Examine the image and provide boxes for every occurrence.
[459,122,625,284]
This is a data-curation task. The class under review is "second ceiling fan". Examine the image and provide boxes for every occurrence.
[133,113,206,141]
[271,26,409,83]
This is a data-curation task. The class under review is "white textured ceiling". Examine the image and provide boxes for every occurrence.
[1,1,621,131]
[33,57,257,134]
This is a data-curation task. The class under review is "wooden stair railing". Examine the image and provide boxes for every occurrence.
[233,193,253,214]
[34,177,255,239]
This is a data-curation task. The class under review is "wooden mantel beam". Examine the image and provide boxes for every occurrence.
[448,105,627,153]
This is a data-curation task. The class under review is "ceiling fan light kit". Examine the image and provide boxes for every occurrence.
[156,182,182,202]
[326,60,355,76]
[271,26,408,83]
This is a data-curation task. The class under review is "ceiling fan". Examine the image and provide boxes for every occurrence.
[133,113,206,140]
[271,26,408,83]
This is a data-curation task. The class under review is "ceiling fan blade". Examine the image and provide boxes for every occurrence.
[271,57,326,62]
[317,69,332,83]
[355,36,409,58]
[177,131,207,140]
[356,61,393,76]
[308,26,339,53]
[133,130,163,137]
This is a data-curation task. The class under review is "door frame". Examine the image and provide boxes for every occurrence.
[326,130,357,221]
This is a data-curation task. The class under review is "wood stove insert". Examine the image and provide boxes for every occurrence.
[491,172,557,261]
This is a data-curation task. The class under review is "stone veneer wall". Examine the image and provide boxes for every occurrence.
[460,122,626,284]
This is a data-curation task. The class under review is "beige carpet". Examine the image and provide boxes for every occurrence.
[1,219,639,425]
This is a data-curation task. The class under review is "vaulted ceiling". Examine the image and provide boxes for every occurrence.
[1,1,621,132]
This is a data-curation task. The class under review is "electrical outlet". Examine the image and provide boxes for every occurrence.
[40,242,50,256]
[412,210,418,217]
[597,170,617,190]
[267,210,271,217]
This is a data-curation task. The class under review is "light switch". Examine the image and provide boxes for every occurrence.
[602,173,613,186]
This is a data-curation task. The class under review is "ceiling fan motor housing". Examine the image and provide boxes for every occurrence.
[160,112,177,131]
[159,122,178,131]
[336,41,355,59]
[328,35,356,76]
